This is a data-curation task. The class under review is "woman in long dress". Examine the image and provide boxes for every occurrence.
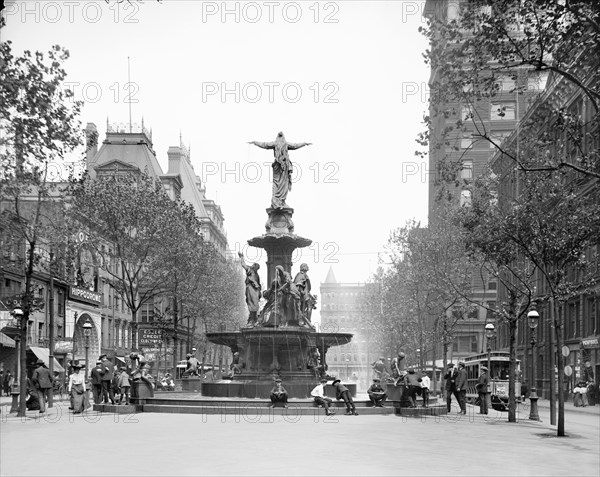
[68,364,90,414]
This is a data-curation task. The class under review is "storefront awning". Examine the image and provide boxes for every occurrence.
[0,332,15,348]
[29,346,65,373]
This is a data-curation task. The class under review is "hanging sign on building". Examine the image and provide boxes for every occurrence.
[138,328,163,347]
[581,336,600,349]
[69,286,101,306]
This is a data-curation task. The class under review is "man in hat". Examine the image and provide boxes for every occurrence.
[367,377,387,407]
[31,359,54,413]
[403,367,422,408]
[310,378,335,416]
[476,366,489,414]
[99,354,115,404]
[456,361,468,414]
[332,378,358,415]
[90,360,104,404]
[444,363,460,413]
[269,378,288,408]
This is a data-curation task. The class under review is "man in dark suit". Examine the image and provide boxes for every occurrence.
[444,363,460,413]
[100,354,115,404]
[31,359,54,413]
[476,366,489,414]
[456,361,468,414]
[90,360,104,404]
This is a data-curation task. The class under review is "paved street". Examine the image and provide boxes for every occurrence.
[1,396,598,477]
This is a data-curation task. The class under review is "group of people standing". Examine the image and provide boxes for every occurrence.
[90,354,131,405]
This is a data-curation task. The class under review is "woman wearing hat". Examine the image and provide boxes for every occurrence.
[68,364,90,414]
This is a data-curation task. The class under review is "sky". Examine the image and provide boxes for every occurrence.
[2,0,431,318]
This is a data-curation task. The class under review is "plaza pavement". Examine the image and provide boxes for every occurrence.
[1,395,598,477]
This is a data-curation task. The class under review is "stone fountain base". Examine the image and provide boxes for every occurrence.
[204,327,353,398]
[202,380,357,399]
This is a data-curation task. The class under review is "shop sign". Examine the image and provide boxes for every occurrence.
[69,286,101,305]
[581,337,599,349]
[54,340,74,354]
[138,328,163,347]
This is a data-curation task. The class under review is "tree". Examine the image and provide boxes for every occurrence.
[459,161,600,430]
[70,170,201,350]
[0,42,83,416]
[364,199,475,388]
[419,0,600,179]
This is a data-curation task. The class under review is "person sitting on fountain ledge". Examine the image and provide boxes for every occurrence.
[332,378,358,416]
[367,378,387,407]
[311,378,335,416]
[269,378,288,408]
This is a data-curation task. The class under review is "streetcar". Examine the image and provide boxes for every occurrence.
[464,351,521,411]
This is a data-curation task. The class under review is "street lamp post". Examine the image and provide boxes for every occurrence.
[527,309,540,421]
[485,323,496,410]
[9,308,23,414]
[83,320,92,382]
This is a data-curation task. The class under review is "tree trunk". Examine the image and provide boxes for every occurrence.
[19,240,37,417]
[131,309,138,351]
[549,297,557,425]
[508,315,517,423]
[554,298,565,436]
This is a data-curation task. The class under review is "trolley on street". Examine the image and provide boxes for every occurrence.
[464,351,521,411]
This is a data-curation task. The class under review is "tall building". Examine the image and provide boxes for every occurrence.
[423,0,543,362]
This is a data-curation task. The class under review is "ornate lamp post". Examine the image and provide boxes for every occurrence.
[9,308,23,414]
[527,309,540,421]
[485,323,496,409]
[83,320,92,382]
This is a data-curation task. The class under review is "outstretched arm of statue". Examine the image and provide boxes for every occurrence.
[287,142,312,150]
[248,141,275,149]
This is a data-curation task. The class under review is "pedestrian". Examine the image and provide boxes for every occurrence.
[367,377,387,407]
[3,371,12,396]
[456,361,468,414]
[310,378,335,416]
[444,363,461,413]
[31,359,54,414]
[420,372,431,408]
[90,360,104,404]
[476,366,489,414]
[403,368,422,408]
[25,377,41,411]
[68,363,90,414]
[332,378,358,415]
[117,367,131,405]
[99,354,116,404]
[112,367,121,401]
[268,378,288,408]
[520,380,530,402]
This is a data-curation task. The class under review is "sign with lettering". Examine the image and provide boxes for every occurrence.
[138,328,163,347]
[54,340,74,354]
[581,337,599,349]
[69,286,101,306]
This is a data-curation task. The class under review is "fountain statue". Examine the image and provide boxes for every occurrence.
[203,133,354,398]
